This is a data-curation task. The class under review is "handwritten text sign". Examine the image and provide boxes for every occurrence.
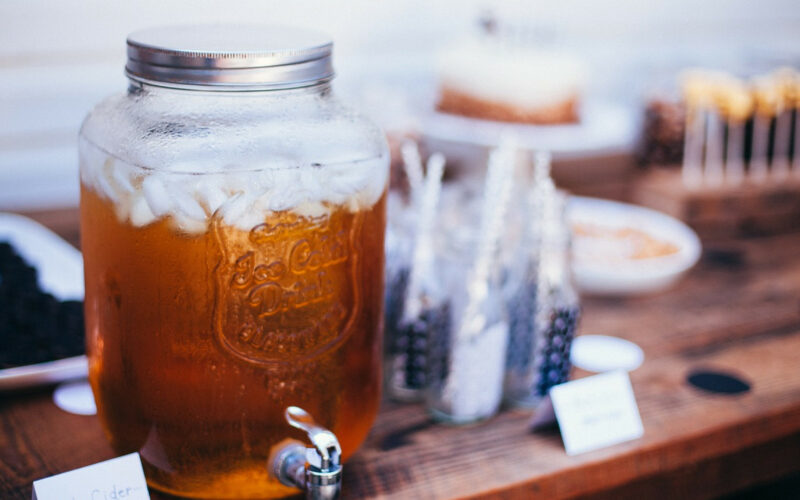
[32,453,149,500]
[550,370,644,455]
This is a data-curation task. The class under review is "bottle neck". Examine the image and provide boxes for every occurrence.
[540,232,570,289]
[536,192,574,297]
[127,78,333,99]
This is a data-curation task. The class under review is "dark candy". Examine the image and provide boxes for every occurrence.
[0,241,85,369]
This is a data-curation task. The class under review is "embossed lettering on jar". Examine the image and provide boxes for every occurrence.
[79,25,388,499]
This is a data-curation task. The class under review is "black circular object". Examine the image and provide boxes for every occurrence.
[687,369,751,395]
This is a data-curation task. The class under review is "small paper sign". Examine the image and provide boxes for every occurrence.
[550,370,644,455]
[32,453,149,500]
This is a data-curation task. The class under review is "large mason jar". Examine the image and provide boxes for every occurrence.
[79,25,389,499]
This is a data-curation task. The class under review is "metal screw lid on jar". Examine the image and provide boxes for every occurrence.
[125,24,334,91]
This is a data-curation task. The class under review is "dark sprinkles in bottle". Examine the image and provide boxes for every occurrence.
[535,305,580,397]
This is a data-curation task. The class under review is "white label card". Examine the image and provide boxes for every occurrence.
[32,453,149,500]
[550,370,644,456]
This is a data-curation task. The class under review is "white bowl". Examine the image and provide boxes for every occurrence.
[567,196,702,296]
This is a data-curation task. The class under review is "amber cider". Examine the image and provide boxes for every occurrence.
[81,183,386,498]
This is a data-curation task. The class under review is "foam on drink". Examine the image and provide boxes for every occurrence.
[80,136,388,236]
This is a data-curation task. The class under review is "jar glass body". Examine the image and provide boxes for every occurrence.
[79,81,389,498]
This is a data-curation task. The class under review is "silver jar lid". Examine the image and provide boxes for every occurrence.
[125,24,333,91]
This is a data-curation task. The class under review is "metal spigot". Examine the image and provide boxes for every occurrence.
[270,406,342,500]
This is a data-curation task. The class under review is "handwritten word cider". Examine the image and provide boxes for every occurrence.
[79,25,389,499]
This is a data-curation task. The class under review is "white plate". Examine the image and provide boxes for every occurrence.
[567,197,702,295]
[0,356,88,391]
[0,212,87,390]
[420,100,639,162]
[0,212,83,301]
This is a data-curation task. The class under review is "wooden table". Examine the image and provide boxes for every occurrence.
[2,210,800,499]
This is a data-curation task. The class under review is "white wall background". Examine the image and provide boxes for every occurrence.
[1,0,799,209]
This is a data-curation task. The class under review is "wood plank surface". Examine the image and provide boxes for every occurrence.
[2,225,800,499]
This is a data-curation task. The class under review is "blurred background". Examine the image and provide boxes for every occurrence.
[2,5,800,498]
[1,0,799,210]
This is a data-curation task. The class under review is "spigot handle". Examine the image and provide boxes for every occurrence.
[270,406,343,500]
[285,406,342,471]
